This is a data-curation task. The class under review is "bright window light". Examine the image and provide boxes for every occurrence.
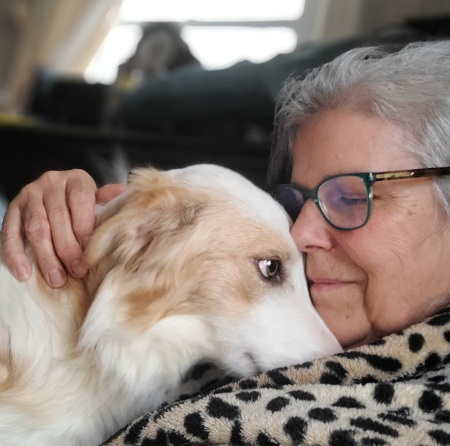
[85,1,304,84]
[120,0,304,22]
[181,26,297,70]
[85,24,143,84]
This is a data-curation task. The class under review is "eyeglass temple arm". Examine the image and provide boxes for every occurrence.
[374,167,450,182]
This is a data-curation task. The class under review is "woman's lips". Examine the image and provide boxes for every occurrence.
[307,278,353,292]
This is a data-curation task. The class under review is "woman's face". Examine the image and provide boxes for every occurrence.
[290,108,450,348]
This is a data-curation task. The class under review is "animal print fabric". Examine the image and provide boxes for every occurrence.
[102,307,450,445]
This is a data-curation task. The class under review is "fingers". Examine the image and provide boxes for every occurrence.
[2,169,126,288]
[1,169,98,288]
[96,184,127,204]
[1,200,32,281]
[2,179,63,285]
[43,170,97,281]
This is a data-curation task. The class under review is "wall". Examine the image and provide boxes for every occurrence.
[314,0,450,42]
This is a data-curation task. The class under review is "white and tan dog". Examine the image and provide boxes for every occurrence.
[0,164,342,446]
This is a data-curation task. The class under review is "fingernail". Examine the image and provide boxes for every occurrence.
[70,260,87,278]
[15,265,31,281]
[47,269,66,288]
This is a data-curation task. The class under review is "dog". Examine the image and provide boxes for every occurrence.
[0,164,342,446]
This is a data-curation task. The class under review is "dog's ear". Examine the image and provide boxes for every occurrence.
[85,167,204,277]
[80,168,207,384]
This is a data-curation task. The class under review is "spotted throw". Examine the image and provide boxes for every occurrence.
[103,307,450,445]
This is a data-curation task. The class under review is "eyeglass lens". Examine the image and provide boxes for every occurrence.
[318,176,369,229]
[274,175,370,229]
[273,185,305,221]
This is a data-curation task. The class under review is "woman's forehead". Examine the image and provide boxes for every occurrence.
[291,109,414,183]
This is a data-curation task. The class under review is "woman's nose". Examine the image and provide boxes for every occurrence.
[290,199,334,252]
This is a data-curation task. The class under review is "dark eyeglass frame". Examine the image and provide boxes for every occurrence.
[273,167,450,230]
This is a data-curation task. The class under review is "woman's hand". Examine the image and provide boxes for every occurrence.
[1,169,126,288]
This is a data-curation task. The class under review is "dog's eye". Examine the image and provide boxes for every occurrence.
[257,259,281,280]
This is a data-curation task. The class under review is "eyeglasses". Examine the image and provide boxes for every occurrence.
[272,167,450,231]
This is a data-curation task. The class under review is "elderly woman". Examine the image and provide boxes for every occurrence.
[2,41,450,445]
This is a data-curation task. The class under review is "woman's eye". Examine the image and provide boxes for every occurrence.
[340,195,366,206]
[257,259,281,280]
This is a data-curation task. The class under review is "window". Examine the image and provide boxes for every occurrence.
[85,0,305,84]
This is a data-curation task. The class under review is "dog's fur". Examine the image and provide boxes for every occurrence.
[0,164,341,445]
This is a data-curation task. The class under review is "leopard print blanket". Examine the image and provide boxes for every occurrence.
[102,307,450,446]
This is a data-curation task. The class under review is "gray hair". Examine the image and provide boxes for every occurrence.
[267,40,450,215]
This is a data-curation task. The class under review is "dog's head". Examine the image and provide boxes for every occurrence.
[80,165,342,390]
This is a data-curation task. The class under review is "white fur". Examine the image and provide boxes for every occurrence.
[0,164,342,445]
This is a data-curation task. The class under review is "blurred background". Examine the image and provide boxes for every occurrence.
[1,0,450,218]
